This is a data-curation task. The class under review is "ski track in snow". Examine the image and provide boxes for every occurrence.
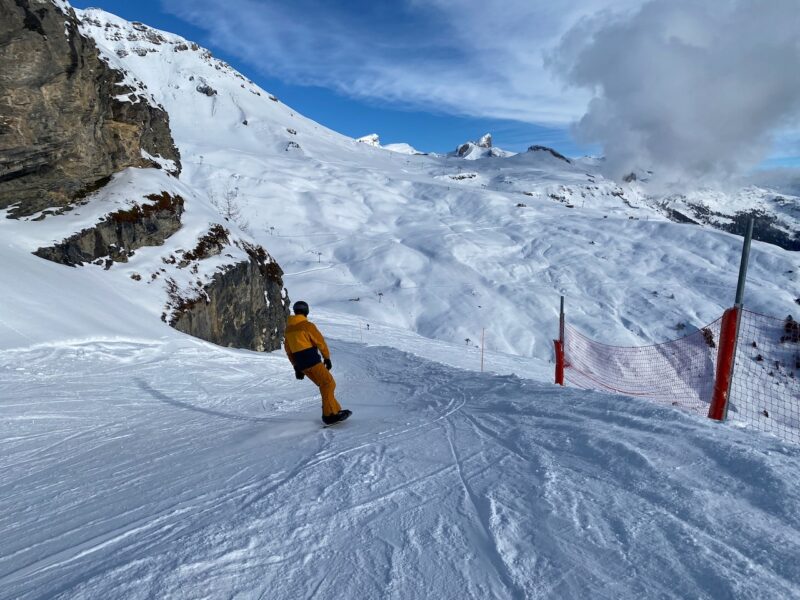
[2,337,799,599]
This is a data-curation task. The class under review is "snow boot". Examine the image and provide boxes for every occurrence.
[322,409,352,426]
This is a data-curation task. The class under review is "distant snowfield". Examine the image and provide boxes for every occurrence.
[1,4,799,598]
[70,7,799,360]
[2,333,800,599]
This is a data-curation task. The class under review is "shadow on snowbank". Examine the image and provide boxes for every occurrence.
[135,377,273,423]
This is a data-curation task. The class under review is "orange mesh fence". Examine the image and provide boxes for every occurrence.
[563,318,722,416]
[727,310,800,443]
[562,309,800,445]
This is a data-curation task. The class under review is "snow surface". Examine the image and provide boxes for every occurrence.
[357,135,422,155]
[1,5,799,598]
[382,142,423,155]
[2,331,800,599]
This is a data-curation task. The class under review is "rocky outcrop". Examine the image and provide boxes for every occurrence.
[476,133,492,148]
[167,232,290,352]
[661,201,800,252]
[708,208,799,252]
[195,82,217,97]
[528,145,571,163]
[0,0,181,218]
[455,143,473,158]
[34,191,184,266]
[455,134,501,158]
[4,1,290,354]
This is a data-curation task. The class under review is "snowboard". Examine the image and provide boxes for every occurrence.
[322,409,352,428]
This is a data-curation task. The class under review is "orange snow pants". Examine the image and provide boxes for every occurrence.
[304,362,341,417]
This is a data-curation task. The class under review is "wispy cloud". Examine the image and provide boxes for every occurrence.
[163,0,800,177]
[551,0,800,180]
[161,0,636,126]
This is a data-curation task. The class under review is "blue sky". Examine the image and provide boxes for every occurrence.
[70,0,798,170]
[70,0,599,155]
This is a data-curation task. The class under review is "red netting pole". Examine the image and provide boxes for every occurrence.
[708,307,740,421]
[554,296,565,385]
[554,340,565,385]
[709,218,753,422]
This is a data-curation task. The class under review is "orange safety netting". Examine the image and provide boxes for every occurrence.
[562,309,800,444]
[727,310,800,443]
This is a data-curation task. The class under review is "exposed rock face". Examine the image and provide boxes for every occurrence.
[3,1,290,354]
[693,206,798,251]
[456,142,473,157]
[0,0,181,218]
[168,233,290,352]
[528,145,571,163]
[456,134,495,157]
[476,133,492,148]
[195,83,216,97]
[34,192,184,266]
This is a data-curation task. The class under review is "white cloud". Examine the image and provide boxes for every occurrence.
[162,0,637,126]
[551,0,800,180]
[163,0,800,177]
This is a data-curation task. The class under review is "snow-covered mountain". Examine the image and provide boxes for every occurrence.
[357,133,424,155]
[450,132,516,159]
[12,5,783,360]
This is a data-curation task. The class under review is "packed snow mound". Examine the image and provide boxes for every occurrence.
[1,333,799,599]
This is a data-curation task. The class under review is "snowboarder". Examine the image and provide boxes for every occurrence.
[284,300,351,425]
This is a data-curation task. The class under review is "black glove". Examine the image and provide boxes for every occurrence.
[295,369,305,380]
[324,358,332,370]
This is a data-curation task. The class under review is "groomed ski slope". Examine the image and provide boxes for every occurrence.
[2,325,799,599]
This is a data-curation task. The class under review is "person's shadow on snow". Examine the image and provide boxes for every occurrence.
[134,378,273,423]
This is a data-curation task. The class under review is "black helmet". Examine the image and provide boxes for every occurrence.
[293,300,309,316]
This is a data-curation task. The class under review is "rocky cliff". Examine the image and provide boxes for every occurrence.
[1,0,290,352]
[0,0,180,218]
[165,227,289,352]
[34,191,185,266]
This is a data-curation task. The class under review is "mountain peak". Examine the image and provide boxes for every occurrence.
[527,145,571,163]
[477,133,492,148]
[454,134,514,160]
[356,133,380,146]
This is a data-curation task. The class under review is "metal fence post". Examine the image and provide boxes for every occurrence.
[708,218,753,421]
[554,296,565,385]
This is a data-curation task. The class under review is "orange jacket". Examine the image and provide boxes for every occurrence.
[284,315,330,370]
